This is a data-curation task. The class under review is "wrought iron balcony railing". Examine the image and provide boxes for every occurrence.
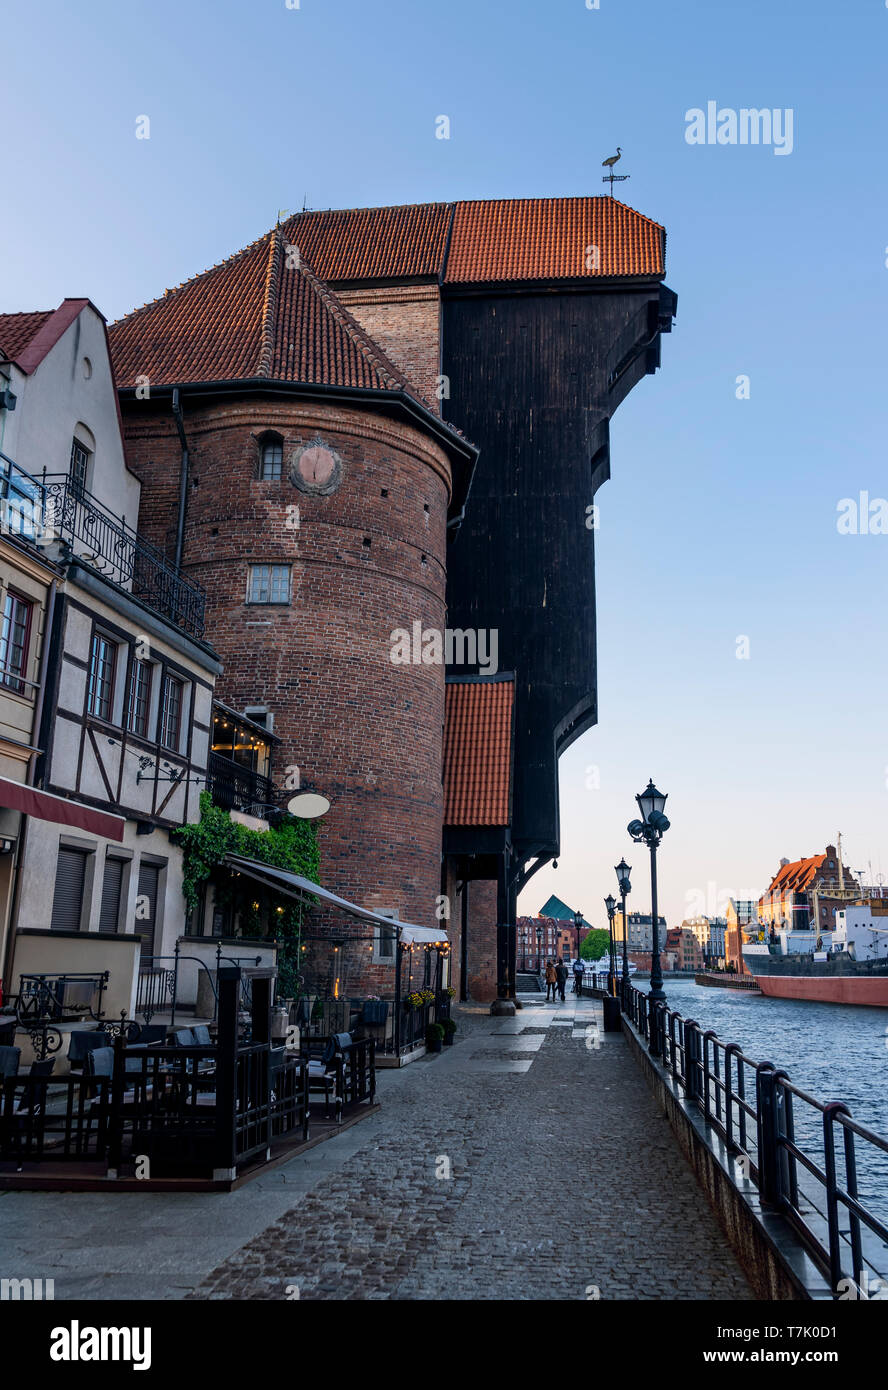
[0,452,206,638]
[207,752,273,814]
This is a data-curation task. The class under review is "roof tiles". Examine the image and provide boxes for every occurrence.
[0,311,54,364]
[445,197,665,283]
[109,232,428,401]
[443,677,514,827]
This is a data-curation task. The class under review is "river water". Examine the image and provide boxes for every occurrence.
[656,978,888,1233]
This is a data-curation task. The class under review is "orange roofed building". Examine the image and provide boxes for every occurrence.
[107,196,675,1004]
[758,845,859,938]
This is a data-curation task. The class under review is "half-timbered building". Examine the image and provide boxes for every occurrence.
[0,300,220,1027]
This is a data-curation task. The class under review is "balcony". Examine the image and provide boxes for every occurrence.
[0,452,206,638]
[207,752,273,814]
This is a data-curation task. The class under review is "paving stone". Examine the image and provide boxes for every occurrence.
[189,1004,753,1302]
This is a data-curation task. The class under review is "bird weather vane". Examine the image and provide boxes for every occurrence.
[601,147,630,195]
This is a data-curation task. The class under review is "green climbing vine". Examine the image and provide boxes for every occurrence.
[173,793,320,997]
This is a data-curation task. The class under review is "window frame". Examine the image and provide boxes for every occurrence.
[126,656,153,739]
[0,588,33,695]
[87,630,118,722]
[70,435,92,496]
[257,432,284,482]
[247,563,291,605]
[159,672,184,752]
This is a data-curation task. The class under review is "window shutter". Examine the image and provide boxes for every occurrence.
[50,848,88,931]
[135,862,160,950]
[98,857,124,934]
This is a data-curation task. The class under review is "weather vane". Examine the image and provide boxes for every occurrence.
[601,147,630,196]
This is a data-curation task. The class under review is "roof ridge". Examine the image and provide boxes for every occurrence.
[258,229,282,378]
[453,194,666,234]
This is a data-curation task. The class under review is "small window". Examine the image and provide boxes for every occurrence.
[374,911,398,963]
[160,674,184,751]
[87,632,117,721]
[135,860,161,953]
[99,856,126,934]
[0,590,32,694]
[127,658,153,738]
[70,436,92,496]
[248,564,290,604]
[258,433,284,481]
[51,846,89,932]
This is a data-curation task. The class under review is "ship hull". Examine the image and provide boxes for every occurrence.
[742,950,888,1006]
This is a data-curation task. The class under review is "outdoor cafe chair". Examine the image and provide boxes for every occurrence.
[66,1029,111,1072]
[303,1032,350,1124]
[8,1058,55,1171]
[0,1045,21,1078]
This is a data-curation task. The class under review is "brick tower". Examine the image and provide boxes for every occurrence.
[109,234,476,977]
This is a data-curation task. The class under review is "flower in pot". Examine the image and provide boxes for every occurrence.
[441,1017,457,1046]
[425,1022,445,1054]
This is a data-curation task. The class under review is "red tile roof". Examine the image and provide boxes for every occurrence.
[0,311,54,363]
[0,300,92,374]
[765,855,827,897]
[279,203,453,283]
[443,677,514,827]
[109,231,429,402]
[276,197,664,284]
[445,197,665,283]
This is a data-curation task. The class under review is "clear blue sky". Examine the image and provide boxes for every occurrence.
[6,0,887,929]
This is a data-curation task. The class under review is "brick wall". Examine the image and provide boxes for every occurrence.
[334,286,442,412]
[120,394,453,992]
[465,878,498,1002]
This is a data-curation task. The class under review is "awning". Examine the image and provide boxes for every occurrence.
[0,775,125,842]
[223,854,448,944]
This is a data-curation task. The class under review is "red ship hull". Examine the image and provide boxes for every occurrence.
[753,974,888,1006]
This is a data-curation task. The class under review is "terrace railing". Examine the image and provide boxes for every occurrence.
[206,753,273,814]
[0,453,205,638]
[623,983,888,1298]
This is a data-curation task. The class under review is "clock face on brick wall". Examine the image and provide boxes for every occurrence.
[290,439,342,496]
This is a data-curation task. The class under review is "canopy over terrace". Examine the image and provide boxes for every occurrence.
[222,855,448,1008]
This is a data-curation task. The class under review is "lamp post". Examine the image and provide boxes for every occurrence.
[603,895,617,996]
[615,858,631,1001]
[627,778,670,1057]
[535,925,543,974]
[573,908,584,964]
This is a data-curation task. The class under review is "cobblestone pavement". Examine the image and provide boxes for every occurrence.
[193,998,753,1301]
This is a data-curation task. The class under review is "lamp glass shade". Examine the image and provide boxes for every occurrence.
[615,858,631,883]
[604,894,617,916]
[637,779,667,822]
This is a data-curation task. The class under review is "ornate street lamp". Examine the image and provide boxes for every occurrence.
[535,924,543,974]
[628,778,670,1057]
[615,858,631,1001]
[603,894,618,996]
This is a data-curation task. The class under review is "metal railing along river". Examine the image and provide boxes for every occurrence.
[623,983,888,1297]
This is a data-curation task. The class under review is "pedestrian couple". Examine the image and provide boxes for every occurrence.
[545,958,573,1002]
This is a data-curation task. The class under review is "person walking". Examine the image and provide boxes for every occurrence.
[555,958,568,1002]
[545,960,557,1002]
[572,956,585,995]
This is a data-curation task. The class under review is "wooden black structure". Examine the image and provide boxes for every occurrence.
[442,253,677,1001]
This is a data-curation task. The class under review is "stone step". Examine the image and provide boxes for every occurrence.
[516,972,542,993]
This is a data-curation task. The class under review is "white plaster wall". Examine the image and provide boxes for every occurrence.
[1,305,140,523]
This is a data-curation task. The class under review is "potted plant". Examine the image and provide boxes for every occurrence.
[425,1022,444,1054]
[441,1017,457,1046]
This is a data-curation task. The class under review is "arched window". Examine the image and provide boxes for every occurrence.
[257,431,284,481]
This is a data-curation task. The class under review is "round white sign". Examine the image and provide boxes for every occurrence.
[287,793,331,820]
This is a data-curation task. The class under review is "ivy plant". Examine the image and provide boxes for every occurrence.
[173,792,320,997]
